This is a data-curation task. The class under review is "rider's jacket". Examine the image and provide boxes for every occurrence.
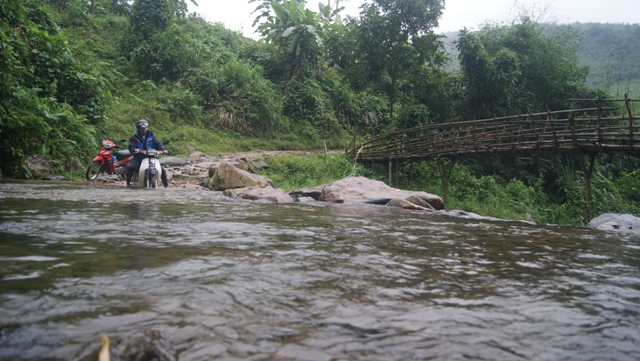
[128,130,165,159]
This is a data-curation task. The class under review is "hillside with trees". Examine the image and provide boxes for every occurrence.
[441,22,640,96]
[2,0,640,226]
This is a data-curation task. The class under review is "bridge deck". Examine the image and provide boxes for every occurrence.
[348,99,640,162]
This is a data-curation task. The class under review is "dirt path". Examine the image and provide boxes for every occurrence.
[215,149,342,161]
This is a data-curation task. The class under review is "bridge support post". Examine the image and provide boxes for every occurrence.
[437,158,455,202]
[408,161,414,187]
[577,154,597,221]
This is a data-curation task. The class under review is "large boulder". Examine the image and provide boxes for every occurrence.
[65,157,84,172]
[317,176,444,210]
[208,159,250,177]
[224,186,294,203]
[23,154,53,179]
[207,162,271,191]
[588,213,640,233]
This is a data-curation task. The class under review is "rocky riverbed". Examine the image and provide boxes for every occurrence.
[16,150,640,233]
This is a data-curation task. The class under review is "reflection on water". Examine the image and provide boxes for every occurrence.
[0,182,639,360]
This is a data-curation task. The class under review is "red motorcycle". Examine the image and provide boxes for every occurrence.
[86,137,133,181]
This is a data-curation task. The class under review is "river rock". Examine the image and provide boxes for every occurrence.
[66,157,84,172]
[43,175,66,181]
[208,159,251,177]
[317,176,445,210]
[160,156,190,166]
[588,213,640,233]
[23,154,53,179]
[250,159,269,171]
[290,187,323,201]
[224,186,294,203]
[207,162,271,191]
[188,151,204,159]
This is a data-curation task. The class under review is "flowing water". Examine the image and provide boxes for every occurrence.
[0,181,639,361]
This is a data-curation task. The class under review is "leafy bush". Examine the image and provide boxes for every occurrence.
[283,77,343,139]
[214,58,284,135]
[395,103,431,129]
[156,83,201,122]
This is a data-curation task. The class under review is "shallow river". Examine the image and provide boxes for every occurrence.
[0,182,639,361]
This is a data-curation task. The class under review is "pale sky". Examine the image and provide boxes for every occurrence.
[188,0,640,39]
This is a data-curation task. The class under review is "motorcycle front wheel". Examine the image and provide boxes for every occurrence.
[149,172,157,189]
[86,161,106,181]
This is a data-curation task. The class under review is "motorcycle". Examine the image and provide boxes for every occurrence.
[136,140,169,189]
[86,137,133,181]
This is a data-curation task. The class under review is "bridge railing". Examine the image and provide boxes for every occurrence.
[348,100,640,162]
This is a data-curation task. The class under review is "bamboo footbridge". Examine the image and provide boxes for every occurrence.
[345,98,640,219]
[347,98,640,163]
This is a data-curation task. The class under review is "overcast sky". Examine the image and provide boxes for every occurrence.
[188,0,640,39]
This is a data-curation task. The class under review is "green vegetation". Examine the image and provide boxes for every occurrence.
[442,23,640,98]
[573,23,640,93]
[257,153,368,191]
[1,0,639,226]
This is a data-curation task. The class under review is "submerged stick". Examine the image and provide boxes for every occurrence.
[99,335,110,361]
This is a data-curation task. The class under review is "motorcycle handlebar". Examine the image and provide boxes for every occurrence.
[135,149,168,155]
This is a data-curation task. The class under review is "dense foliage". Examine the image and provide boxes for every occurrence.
[1,0,107,176]
[443,22,640,98]
[456,19,596,119]
[1,0,639,225]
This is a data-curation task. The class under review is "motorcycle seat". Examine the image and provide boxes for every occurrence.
[115,149,132,160]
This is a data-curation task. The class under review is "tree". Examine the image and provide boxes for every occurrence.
[249,0,350,138]
[169,0,198,18]
[130,0,171,42]
[456,29,520,118]
[346,0,445,124]
[251,0,334,77]
[456,18,594,119]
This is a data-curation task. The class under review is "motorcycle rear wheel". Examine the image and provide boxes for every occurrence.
[86,161,106,181]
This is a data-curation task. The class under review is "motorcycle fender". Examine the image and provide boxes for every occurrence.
[137,158,150,187]
[138,158,162,188]
[92,156,105,164]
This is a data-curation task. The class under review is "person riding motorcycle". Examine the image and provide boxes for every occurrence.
[126,119,169,188]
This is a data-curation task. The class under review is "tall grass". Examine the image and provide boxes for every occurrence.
[256,154,368,191]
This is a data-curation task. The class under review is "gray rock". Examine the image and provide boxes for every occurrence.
[43,175,66,181]
[249,160,269,172]
[208,159,250,177]
[160,157,190,166]
[318,176,444,210]
[23,154,53,179]
[588,213,640,233]
[224,186,294,203]
[66,158,84,172]
[290,187,323,201]
[208,162,271,191]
